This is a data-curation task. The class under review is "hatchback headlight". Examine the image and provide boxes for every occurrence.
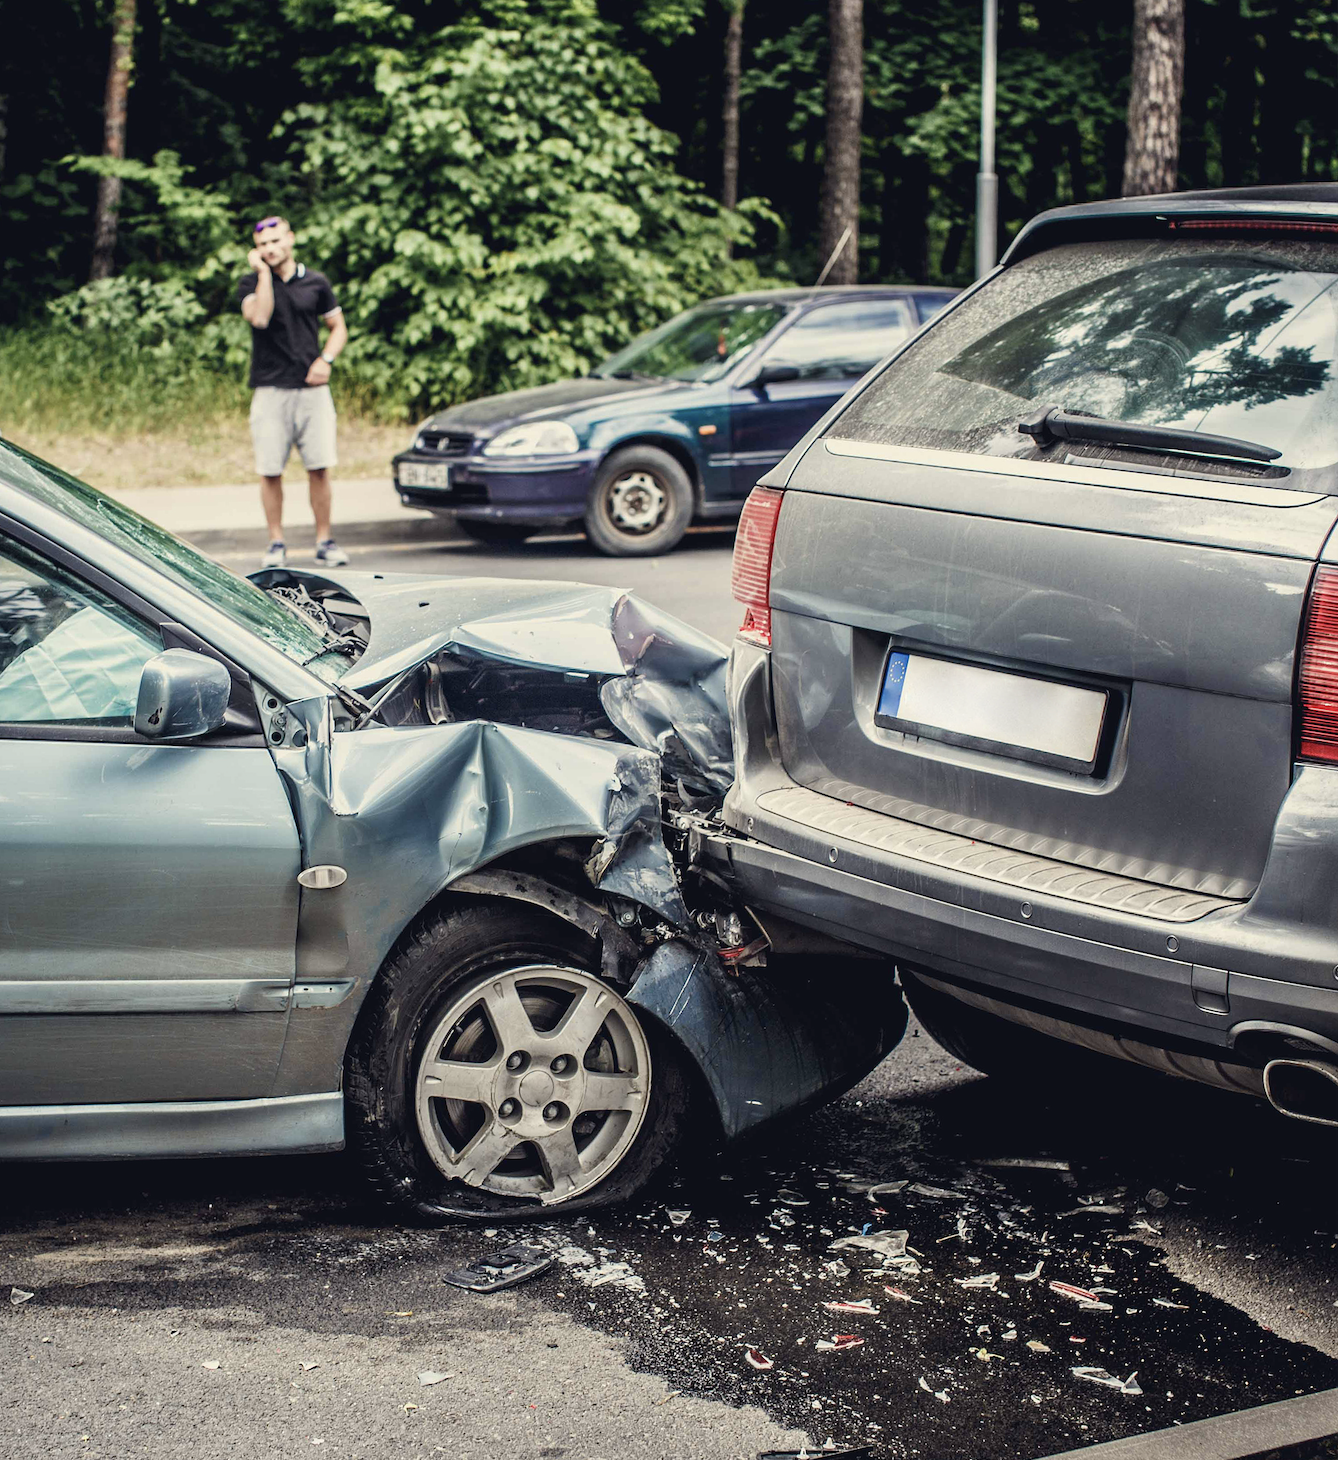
[482,421,580,457]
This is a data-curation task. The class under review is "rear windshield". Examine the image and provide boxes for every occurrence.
[831,238,1338,484]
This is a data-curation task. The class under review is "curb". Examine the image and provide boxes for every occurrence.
[185,515,467,554]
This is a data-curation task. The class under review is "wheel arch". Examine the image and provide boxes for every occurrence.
[598,433,705,509]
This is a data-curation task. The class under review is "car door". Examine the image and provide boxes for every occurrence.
[728,297,917,496]
[0,526,302,1105]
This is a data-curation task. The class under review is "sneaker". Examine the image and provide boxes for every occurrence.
[315,538,349,566]
[261,540,286,568]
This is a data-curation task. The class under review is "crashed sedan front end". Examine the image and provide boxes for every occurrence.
[0,444,904,1216]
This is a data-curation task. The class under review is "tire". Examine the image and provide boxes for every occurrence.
[583,445,694,556]
[455,519,534,546]
[901,971,1112,1086]
[346,901,692,1220]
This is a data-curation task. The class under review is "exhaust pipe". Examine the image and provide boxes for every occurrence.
[1263,1059,1338,1127]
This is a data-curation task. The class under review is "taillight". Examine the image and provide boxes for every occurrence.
[731,486,784,646]
[1298,565,1338,762]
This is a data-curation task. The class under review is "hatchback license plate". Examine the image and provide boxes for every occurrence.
[876,650,1108,772]
[399,461,451,489]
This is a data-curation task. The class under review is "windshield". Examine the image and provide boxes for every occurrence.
[0,445,345,678]
[596,300,788,384]
[832,238,1338,482]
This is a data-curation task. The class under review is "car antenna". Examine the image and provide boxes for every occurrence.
[809,225,853,299]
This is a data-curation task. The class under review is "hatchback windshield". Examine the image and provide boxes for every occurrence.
[596,300,787,384]
[3,445,346,677]
[833,237,1338,481]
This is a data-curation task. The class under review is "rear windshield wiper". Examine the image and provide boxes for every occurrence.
[1018,404,1282,465]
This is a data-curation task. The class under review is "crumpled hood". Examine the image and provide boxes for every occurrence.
[425,376,692,434]
[256,569,734,797]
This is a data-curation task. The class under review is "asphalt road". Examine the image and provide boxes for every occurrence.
[3,528,1337,1460]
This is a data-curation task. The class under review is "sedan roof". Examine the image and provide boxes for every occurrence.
[706,284,958,307]
[1004,183,1338,266]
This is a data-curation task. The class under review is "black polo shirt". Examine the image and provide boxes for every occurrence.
[237,263,340,389]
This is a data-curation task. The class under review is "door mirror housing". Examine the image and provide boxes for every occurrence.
[134,649,231,741]
[750,363,801,391]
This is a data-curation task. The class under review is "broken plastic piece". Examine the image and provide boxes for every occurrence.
[1072,1366,1143,1395]
[9,1287,34,1307]
[417,1370,453,1386]
[828,1230,908,1262]
[824,1300,879,1315]
[745,1348,774,1371]
[954,1273,1000,1290]
[441,1243,554,1293]
[976,1157,1071,1172]
[1152,1297,1189,1309]
[883,1286,923,1304]
[666,1210,691,1226]
[918,1377,950,1403]
[907,1183,969,1200]
[1015,1261,1045,1282]
[1026,1340,1052,1353]
[864,1181,909,1200]
[1144,1188,1170,1209]
[816,1335,864,1352]
[1049,1280,1112,1310]
[758,1448,872,1459]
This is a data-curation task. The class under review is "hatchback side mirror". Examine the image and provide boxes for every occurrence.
[134,649,231,741]
[751,363,801,391]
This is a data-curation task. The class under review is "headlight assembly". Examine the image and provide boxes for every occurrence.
[482,421,580,457]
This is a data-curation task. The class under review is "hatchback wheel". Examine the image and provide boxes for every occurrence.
[584,445,694,556]
[346,902,691,1219]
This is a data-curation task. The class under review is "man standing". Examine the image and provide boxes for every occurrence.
[238,216,350,568]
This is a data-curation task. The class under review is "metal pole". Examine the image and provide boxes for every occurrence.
[975,0,998,277]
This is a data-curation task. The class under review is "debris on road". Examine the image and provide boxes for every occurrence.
[666,1210,692,1226]
[828,1230,909,1263]
[442,1243,555,1293]
[1072,1367,1144,1396]
[816,1335,866,1352]
[1049,1281,1114,1310]
[202,1360,220,1370]
[1015,1262,1045,1282]
[824,1299,880,1315]
[1145,1189,1170,1209]
[417,1371,453,1386]
[758,1447,872,1459]
[1027,1340,1053,1353]
[976,1157,1072,1172]
[883,1286,923,1304]
[918,1377,950,1402]
[1153,1298,1190,1310]
[9,1287,34,1306]
[299,1361,320,1372]
[955,1273,1000,1290]
[745,1347,775,1371]
[907,1183,970,1200]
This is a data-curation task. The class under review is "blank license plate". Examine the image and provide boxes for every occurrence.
[398,461,451,489]
[876,650,1108,771]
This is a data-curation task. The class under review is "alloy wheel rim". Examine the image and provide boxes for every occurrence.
[413,965,652,1204]
[607,470,667,533]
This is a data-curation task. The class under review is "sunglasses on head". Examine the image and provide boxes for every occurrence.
[253,216,283,234]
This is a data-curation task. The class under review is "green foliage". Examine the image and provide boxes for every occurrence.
[277,2,761,415]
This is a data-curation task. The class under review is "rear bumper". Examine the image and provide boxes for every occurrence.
[392,450,596,523]
[719,642,1338,1063]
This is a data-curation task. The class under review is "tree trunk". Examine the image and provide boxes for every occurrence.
[721,1,744,212]
[818,0,863,285]
[89,0,136,282]
[1122,0,1184,196]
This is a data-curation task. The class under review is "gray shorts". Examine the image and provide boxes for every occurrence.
[250,386,338,476]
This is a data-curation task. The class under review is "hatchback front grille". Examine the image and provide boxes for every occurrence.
[416,430,474,456]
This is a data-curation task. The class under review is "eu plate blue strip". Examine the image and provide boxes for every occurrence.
[878,651,909,719]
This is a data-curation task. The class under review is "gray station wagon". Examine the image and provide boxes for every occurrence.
[718,184,1338,1130]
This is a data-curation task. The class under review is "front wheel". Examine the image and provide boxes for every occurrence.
[346,902,691,1219]
[583,445,694,556]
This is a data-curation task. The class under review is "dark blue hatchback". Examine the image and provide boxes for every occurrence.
[392,285,956,555]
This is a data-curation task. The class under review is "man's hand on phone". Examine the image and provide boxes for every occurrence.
[306,357,332,386]
[247,248,269,272]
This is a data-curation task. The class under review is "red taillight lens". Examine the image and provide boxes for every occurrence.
[731,486,784,646]
[1298,565,1338,762]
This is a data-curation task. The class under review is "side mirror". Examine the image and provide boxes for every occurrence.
[134,649,231,741]
[751,363,801,391]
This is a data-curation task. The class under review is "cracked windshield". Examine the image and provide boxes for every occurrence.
[3,2,1338,1459]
